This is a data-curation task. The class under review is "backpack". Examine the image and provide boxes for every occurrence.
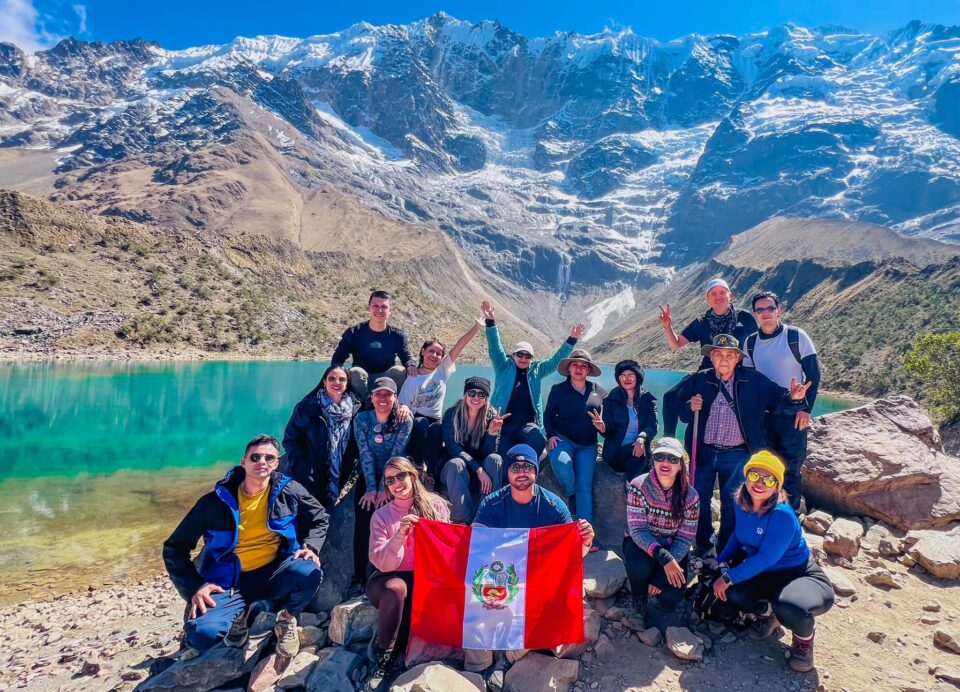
[744,326,802,365]
[688,565,748,628]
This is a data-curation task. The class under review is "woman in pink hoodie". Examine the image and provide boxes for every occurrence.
[365,456,450,690]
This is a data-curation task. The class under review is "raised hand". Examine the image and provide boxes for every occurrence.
[789,378,812,401]
[658,304,672,328]
[587,409,606,433]
[481,300,495,320]
[570,323,586,339]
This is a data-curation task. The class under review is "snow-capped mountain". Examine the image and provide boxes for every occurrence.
[2,15,960,294]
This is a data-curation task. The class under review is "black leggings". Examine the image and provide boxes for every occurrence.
[407,415,444,480]
[724,558,834,637]
[365,570,414,652]
[622,537,686,608]
[353,474,372,584]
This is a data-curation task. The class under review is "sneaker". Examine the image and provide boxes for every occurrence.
[223,605,250,648]
[366,648,395,691]
[484,669,504,692]
[274,613,300,658]
[788,631,815,673]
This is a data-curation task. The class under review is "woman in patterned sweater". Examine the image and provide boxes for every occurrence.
[622,436,699,628]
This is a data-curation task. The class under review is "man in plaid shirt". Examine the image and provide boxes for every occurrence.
[673,334,811,556]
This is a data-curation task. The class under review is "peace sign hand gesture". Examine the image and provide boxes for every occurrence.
[658,304,672,328]
[789,378,812,401]
[588,409,606,433]
[487,409,511,435]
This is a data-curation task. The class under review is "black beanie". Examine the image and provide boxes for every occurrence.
[614,359,644,385]
[463,376,492,396]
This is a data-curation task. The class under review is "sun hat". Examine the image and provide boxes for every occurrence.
[558,348,602,377]
[513,341,535,357]
[743,450,785,488]
[651,437,685,459]
[700,333,747,358]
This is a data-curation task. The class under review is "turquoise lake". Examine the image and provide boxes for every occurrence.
[0,361,857,603]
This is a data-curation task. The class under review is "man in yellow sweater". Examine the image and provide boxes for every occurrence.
[164,435,329,656]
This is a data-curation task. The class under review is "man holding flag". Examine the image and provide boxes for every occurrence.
[411,444,594,691]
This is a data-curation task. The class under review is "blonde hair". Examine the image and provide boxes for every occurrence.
[383,456,444,521]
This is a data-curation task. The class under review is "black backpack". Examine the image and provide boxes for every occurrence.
[688,566,748,628]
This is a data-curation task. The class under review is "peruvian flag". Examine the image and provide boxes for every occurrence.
[410,519,584,650]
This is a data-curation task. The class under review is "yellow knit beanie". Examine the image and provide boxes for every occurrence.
[743,450,785,488]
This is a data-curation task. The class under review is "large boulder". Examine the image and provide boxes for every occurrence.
[552,607,601,659]
[137,638,268,692]
[504,652,579,692]
[539,460,626,552]
[305,647,365,691]
[328,597,377,646]
[582,550,627,598]
[805,396,960,530]
[311,497,356,612]
[392,663,484,691]
[823,518,864,559]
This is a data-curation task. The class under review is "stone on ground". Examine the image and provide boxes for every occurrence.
[822,565,858,597]
[593,633,616,660]
[804,532,828,564]
[310,497,357,612]
[553,608,601,659]
[637,627,663,647]
[582,550,627,598]
[305,647,365,691]
[935,629,960,655]
[277,650,322,689]
[248,653,292,692]
[864,567,905,589]
[803,510,834,536]
[907,526,960,580]
[404,634,463,668]
[504,652,579,692]
[137,638,268,692]
[805,397,960,530]
[392,662,484,691]
[328,597,377,646]
[864,523,904,557]
[824,518,864,559]
[665,626,704,662]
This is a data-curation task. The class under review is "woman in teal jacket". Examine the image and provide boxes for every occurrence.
[480,300,584,457]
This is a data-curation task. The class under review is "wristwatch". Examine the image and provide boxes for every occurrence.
[720,570,732,586]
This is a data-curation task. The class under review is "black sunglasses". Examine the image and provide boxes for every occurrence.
[652,453,682,465]
[509,462,537,473]
[249,453,278,463]
[466,389,488,399]
[514,352,533,359]
[384,470,413,487]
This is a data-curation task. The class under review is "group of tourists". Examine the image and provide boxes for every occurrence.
[163,281,835,691]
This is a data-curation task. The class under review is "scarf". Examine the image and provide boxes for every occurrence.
[319,390,355,501]
[704,305,738,340]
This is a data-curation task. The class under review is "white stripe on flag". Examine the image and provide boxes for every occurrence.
[461,526,529,650]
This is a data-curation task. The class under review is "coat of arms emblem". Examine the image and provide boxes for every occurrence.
[471,560,520,610]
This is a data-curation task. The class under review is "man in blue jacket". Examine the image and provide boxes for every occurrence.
[480,300,584,457]
[673,335,810,556]
[163,434,329,656]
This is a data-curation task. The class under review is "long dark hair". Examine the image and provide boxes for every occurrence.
[319,364,349,395]
[417,338,446,367]
[383,456,445,521]
[651,448,692,521]
[736,483,789,516]
[451,397,491,449]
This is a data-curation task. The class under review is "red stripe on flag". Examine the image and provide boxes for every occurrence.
[411,519,472,648]
[524,523,585,650]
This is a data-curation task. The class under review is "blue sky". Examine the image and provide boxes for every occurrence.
[2,0,960,52]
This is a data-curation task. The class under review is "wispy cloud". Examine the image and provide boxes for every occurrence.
[0,0,87,53]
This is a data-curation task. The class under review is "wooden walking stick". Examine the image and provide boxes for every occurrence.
[690,409,700,484]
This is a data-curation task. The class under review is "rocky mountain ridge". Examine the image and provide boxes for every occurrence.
[2,16,960,301]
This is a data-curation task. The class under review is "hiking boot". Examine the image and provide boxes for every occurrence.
[223,605,250,648]
[274,613,300,658]
[484,669,504,692]
[366,648,396,691]
[788,631,816,672]
[748,609,781,640]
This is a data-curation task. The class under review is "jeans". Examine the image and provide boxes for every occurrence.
[549,438,598,524]
[184,555,323,651]
[499,422,546,460]
[441,454,504,523]
[765,413,808,512]
[694,445,749,554]
[622,537,687,608]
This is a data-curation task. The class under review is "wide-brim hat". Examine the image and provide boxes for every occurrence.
[700,333,747,358]
[558,348,601,377]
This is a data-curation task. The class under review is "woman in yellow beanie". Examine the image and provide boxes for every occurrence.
[707,450,834,673]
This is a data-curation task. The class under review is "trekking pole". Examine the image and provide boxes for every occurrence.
[690,409,700,485]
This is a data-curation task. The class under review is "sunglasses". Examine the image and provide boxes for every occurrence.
[249,453,278,463]
[326,376,348,383]
[753,306,778,314]
[383,470,413,487]
[466,389,488,399]
[509,462,537,474]
[652,453,682,465]
[514,352,533,359]
[747,470,778,487]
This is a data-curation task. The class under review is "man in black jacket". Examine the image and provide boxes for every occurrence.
[673,336,810,555]
[331,290,416,399]
[163,435,329,656]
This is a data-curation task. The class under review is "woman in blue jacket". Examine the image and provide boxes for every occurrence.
[709,451,834,673]
[601,360,658,480]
